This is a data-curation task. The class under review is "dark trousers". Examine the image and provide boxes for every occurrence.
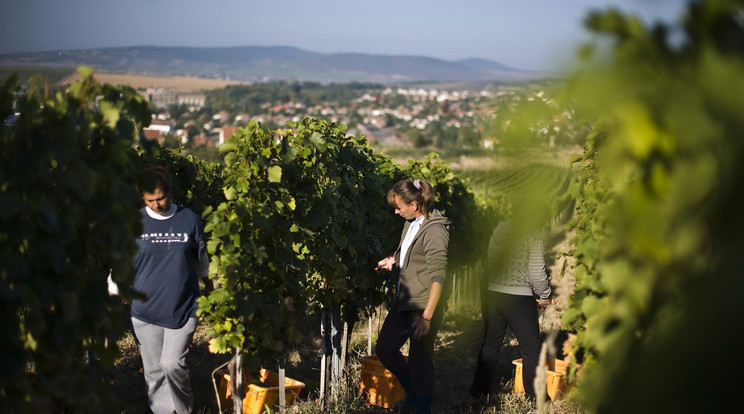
[471,291,541,398]
[375,300,442,396]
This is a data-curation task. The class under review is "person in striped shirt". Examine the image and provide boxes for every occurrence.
[470,219,552,401]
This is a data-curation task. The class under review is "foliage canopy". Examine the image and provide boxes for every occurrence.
[562,0,744,411]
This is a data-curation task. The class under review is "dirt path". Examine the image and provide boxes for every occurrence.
[536,225,577,378]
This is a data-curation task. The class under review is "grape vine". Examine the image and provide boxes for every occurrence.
[561,1,744,412]
[0,68,150,412]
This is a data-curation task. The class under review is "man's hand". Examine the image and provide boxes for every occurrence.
[375,256,396,273]
[107,274,119,296]
[202,277,215,294]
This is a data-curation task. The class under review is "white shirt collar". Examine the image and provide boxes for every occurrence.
[145,203,177,220]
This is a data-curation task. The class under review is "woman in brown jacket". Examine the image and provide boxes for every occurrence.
[375,178,450,414]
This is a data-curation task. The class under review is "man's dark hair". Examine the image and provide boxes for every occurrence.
[140,164,171,195]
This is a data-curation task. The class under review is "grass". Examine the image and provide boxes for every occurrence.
[371,144,583,171]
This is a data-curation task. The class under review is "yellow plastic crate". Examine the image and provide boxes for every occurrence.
[358,355,407,408]
[512,357,576,401]
[216,368,305,414]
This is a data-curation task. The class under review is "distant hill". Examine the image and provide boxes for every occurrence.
[0,46,554,83]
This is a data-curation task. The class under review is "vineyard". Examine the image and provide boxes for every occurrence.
[3,1,744,412]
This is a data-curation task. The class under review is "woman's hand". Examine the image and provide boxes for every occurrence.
[412,281,442,340]
[537,299,555,308]
[375,256,396,273]
[412,313,431,341]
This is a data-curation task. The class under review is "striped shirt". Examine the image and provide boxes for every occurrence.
[486,221,551,300]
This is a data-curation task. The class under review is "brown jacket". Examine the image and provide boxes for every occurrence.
[394,209,450,311]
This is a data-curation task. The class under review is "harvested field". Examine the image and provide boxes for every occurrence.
[58,71,249,91]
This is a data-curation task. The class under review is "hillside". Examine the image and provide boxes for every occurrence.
[57,71,249,90]
[0,46,555,83]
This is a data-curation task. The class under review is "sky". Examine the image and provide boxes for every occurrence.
[0,0,689,72]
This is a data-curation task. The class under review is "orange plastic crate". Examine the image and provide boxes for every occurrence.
[216,368,305,414]
[358,355,407,408]
[512,357,576,401]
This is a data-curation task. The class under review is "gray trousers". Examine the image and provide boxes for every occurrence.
[132,316,197,414]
